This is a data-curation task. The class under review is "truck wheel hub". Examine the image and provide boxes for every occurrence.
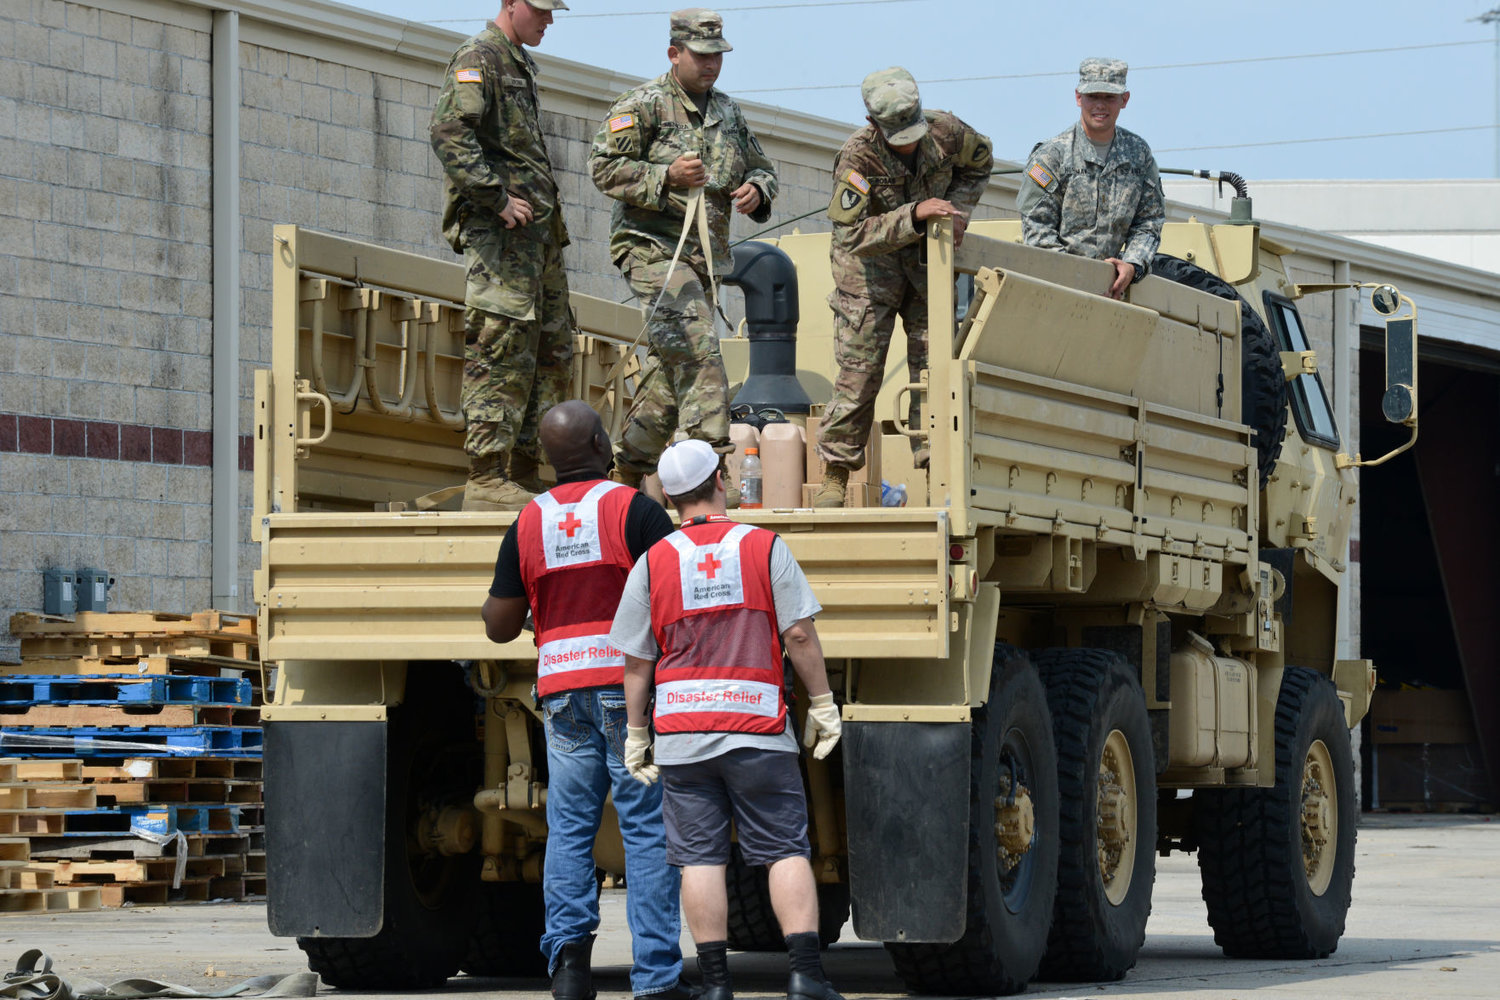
[1300,738,1338,895]
[1095,728,1137,904]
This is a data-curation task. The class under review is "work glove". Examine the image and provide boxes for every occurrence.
[802,692,842,760]
[624,725,659,785]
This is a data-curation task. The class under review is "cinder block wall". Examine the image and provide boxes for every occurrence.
[1,0,219,650]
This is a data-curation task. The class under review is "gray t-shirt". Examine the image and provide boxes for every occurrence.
[609,531,822,765]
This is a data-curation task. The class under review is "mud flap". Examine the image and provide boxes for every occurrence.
[265,721,387,937]
[843,721,970,942]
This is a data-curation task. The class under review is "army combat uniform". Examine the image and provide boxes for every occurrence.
[1016,121,1164,277]
[818,108,991,476]
[430,18,573,501]
[588,20,777,478]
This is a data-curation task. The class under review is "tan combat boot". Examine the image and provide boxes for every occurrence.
[610,466,644,490]
[462,456,537,511]
[509,454,546,494]
[812,466,849,509]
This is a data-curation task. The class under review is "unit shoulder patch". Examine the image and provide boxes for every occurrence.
[828,170,870,224]
[1027,162,1055,189]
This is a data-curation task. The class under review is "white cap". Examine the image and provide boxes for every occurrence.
[657,439,719,496]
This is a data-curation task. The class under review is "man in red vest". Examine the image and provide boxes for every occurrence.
[482,400,692,1000]
[610,439,845,1000]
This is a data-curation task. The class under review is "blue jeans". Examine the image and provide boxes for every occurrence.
[541,687,683,994]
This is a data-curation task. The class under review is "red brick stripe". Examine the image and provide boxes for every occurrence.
[0,414,252,471]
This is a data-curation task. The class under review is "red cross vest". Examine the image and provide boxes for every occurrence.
[517,479,635,696]
[646,516,785,735]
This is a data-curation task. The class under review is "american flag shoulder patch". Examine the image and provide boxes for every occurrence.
[1027,162,1055,189]
[455,68,482,84]
[846,170,870,194]
[608,113,636,133]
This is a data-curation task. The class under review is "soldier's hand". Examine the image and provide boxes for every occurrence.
[668,153,707,188]
[1106,257,1134,299]
[732,182,761,215]
[499,195,534,229]
[624,725,660,785]
[802,692,842,760]
[913,198,959,223]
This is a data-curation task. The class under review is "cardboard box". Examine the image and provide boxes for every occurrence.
[1370,689,1477,745]
[1374,742,1490,807]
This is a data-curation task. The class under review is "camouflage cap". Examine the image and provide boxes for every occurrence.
[861,67,928,146]
[1077,57,1128,95]
[671,8,732,54]
[524,0,569,9]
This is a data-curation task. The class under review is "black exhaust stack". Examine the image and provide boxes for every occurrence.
[722,242,811,414]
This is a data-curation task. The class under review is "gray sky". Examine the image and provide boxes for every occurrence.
[358,0,1500,184]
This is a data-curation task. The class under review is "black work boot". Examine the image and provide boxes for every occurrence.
[551,937,596,1000]
[786,972,844,1000]
[635,980,703,1000]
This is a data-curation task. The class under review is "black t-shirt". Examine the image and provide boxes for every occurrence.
[488,481,675,599]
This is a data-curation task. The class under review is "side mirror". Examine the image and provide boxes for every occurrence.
[1337,283,1419,469]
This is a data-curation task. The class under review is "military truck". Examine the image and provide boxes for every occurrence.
[256,207,1418,994]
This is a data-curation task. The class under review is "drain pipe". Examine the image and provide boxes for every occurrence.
[211,10,241,609]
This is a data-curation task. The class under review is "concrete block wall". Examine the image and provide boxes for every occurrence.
[1,0,218,658]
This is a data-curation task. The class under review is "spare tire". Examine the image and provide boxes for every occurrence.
[1151,254,1287,487]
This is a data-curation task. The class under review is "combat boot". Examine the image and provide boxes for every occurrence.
[462,456,536,511]
[509,453,546,494]
[611,466,644,490]
[551,936,596,1000]
[786,973,843,1000]
[812,466,849,509]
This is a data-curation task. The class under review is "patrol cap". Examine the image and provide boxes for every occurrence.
[861,67,928,146]
[671,8,732,54]
[658,439,720,496]
[521,0,568,9]
[1077,57,1128,95]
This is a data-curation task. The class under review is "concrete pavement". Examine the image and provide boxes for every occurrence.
[6,814,1496,999]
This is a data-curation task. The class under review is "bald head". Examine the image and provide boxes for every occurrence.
[539,400,612,481]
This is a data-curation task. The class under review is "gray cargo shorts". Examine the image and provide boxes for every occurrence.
[660,746,811,867]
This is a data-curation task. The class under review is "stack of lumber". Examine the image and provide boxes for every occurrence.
[0,611,265,908]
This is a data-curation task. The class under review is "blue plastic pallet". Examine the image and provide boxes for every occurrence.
[0,675,252,707]
[0,725,263,757]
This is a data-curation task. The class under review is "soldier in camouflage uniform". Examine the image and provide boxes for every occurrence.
[589,8,777,493]
[1018,58,1164,300]
[814,67,992,508]
[430,0,574,511]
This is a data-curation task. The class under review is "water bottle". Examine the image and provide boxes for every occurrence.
[739,447,763,508]
[881,479,907,507]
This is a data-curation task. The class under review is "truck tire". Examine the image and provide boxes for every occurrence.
[1150,253,1288,487]
[1032,648,1157,982]
[885,645,1059,996]
[298,667,481,989]
[726,844,849,950]
[460,881,546,977]
[1194,666,1356,958]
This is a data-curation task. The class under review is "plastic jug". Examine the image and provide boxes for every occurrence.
[760,422,806,508]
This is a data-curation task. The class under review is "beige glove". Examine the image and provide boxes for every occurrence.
[802,692,842,760]
[624,725,660,785]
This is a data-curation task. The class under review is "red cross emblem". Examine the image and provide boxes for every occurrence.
[558,512,583,538]
[697,552,722,579]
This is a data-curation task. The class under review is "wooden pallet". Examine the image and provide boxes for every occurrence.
[0,885,102,913]
[91,778,264,807]
[0,704,254,728]
[0,655,263,681]
[80,757,262,781]
[28,854,231,884]
[9,611,257,639]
